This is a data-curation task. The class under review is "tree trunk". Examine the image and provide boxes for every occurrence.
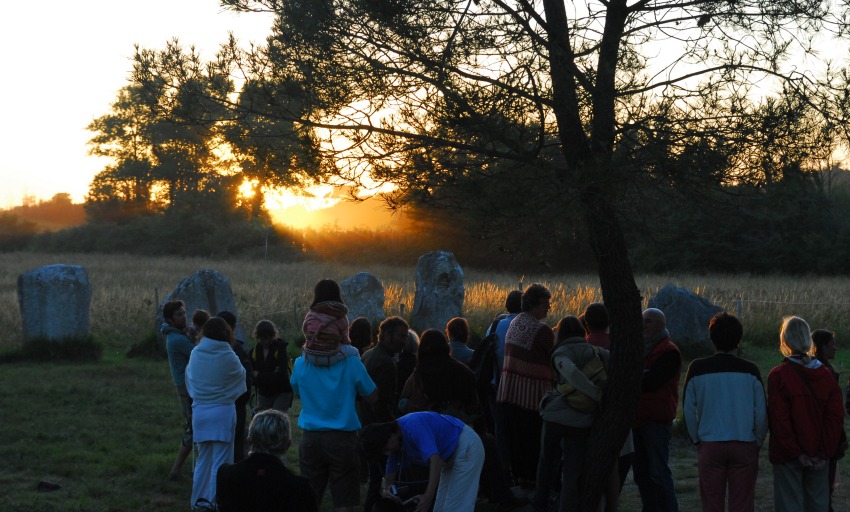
[577,186,645,511]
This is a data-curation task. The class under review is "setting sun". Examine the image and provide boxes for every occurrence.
[264,186,402,230]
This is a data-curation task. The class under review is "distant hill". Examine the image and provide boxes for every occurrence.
[2,193,86,232]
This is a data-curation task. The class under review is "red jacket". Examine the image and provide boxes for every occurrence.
[635,337,681,427]
[767,359,845,464]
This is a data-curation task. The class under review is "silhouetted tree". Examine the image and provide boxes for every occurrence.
[220,0,850,506]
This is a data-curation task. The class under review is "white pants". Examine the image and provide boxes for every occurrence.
[433,425,485,512]
[191,440,233,508]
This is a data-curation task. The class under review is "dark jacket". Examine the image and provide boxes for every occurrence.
[250,339,292,397]
[233,340,254,407]
[635,337,681,427]
[361,343,398,424]
[216,452,317,512]
[400,354,482,430]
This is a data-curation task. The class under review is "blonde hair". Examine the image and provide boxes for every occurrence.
[779,316,814,357]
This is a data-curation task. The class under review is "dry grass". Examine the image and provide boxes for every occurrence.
[3,252,850,351]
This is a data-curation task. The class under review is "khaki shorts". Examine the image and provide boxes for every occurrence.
[299,430,360,508]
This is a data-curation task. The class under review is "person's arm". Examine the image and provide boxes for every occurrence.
[356,361,379,402]
[553,350,602,400]
[363,387,379,405]
[225,352,248,400]
[642,350,681,391]
[290,362,301,397]
[415,454,443,512]
[682,369,699,444]
[380,471,401,503]
[752,375,768,446]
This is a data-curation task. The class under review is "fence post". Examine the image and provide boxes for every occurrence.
[400,303,406,318]
[736,298,743,320]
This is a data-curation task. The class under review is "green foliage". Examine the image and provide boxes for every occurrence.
[126,330,166,360]
[624,166,850,275]
[22,211,304,260]
[0,212,39,250]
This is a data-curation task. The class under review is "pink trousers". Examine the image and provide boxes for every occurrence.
[698,441,760,512]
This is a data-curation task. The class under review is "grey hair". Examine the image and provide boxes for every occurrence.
[780,316,814,357]
[642,308,666,326]
[248,410,292,456]
[404,329,420,355]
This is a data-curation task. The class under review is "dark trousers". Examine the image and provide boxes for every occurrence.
[632,422,678,512]
[363,456,386,512]
[234,396,249,462]
[479,432,515,503]
[533,422,591,512]
[502,403,542,485]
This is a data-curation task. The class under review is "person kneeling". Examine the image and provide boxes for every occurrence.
[361,411,485,512]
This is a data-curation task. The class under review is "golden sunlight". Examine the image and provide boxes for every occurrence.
[265,185,402,230]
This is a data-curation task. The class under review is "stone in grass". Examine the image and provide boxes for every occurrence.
[340,272,385,325]
[17,264,92,342]
[411,250,464,333]
[157,269,245,341]
[648,283,723,355]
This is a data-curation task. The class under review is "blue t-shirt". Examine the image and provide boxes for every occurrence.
[163,324,194,387]
[386,412,466,474]
[291,354,376,431]
[493,313,518,374]
[449,341,474,367]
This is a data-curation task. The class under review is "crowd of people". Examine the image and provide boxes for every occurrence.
[160,280,847,512]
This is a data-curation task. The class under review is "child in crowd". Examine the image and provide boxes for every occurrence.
[301,279,358,365]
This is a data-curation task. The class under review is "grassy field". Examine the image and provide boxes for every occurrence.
[2,251,850,511]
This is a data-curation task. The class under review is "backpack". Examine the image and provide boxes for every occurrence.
[554,344,608,413]
[469,317,502,393]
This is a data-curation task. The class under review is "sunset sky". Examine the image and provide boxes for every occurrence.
[3,2,845,228]
[0,0,273,207]
[0,1,403,228]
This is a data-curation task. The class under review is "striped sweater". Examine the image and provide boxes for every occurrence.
[496,312,554,411]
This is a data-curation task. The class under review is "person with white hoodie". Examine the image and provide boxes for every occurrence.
[185,317,247,511]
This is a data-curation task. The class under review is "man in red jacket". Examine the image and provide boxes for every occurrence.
[633,307,681,512]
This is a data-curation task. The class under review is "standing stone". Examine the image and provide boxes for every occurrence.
[18,264,92,342]
[648,283,723,354]
[156,269,244,340]
[411,251,464,333]
[340,272,385,325]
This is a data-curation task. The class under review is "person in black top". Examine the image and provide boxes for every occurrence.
[217,409,317,512]
[250,320,293,413]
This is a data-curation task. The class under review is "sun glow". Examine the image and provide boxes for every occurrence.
[262,184,402,231]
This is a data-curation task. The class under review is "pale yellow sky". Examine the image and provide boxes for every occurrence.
[0,0,274,207]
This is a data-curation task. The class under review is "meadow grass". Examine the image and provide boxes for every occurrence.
[3,251,850,352]
[3,251,850,511]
